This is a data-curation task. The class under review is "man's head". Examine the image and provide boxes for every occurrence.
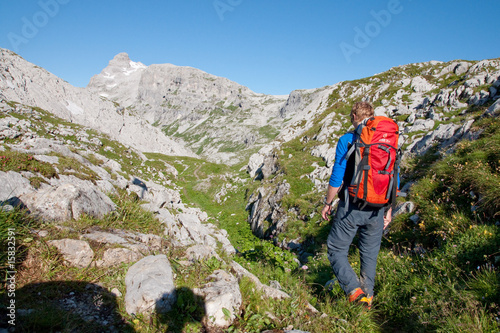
[350,102,374,125]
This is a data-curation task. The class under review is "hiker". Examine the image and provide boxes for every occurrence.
[321,101,398,309]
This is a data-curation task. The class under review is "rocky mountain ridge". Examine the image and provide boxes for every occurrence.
[0,48,194,159]
[87,52,290,165]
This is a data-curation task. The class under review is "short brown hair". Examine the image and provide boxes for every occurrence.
[351,101,374,121]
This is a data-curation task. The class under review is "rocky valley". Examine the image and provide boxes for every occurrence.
[1,47,499,332]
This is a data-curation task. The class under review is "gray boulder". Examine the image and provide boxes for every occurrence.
[404,119,435,133]
[48,239,94,268]
[20,183,116,222]
[125,255,176,315]
[485,98,500,117]
[0,171,34,202]
[82,229,163,254]
[193,270,242,329]
[185,244,221,262]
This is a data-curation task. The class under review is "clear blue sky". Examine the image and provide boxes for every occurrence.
[1,0,499,95]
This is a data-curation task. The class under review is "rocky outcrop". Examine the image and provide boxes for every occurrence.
[230,261,319,313]
[21,182,116,222]
[246,181,290,238]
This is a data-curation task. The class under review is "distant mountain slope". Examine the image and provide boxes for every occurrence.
[87,53,289,165]
[0,48,194,158]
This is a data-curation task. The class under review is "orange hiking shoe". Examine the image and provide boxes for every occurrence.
[348,288,366,303]
[358,295,373,310]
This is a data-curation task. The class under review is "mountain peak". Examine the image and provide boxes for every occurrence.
[110,52,131,64]
[108,52,147,70]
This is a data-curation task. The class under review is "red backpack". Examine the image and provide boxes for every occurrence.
[344,116,400,209]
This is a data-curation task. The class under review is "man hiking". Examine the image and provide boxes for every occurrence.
[321,101,397,309]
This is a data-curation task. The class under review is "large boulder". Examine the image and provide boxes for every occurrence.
[20,182,116,222]
[124,255,177,315]
[0,171,34,203]
[193,270,242,329]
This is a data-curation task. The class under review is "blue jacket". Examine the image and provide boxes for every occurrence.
[328,131,400,188]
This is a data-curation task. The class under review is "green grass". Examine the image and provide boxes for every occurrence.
[0,150,57,179]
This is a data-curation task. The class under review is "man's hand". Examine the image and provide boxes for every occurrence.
[383,207,393,230]
[322,204,332,221]
[322,185,340,221]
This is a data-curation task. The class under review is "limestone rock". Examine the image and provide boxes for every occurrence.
[230,261,290,300]
[193,270,242,329]
[246,181,290,238]
[411,76,437,93]
[82,229,162,254]
[185,244,221,262]
[0,171,34,203]
[20,183,115,222]
[125,255,176,315]
[95,248,143,267]
[48,239,94,268]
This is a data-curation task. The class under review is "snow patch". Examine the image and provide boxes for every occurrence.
[123,61,147,76]
[130,60,146,70]
[103,71,115,80]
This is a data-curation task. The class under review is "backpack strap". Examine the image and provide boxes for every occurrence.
[390,148,402,210]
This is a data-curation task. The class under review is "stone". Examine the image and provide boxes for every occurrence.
[48,239,94,268]
[0,171,34,202]
[20,183,116,222]
[246,181,290,238]
[485,98,500,117]
[95,248,143,267]
[404,119,435,133]
[82,229,161,254]
[193,270,242,329]
[393,201,416,217]
[111,287,122,298]
[125,255,176,315]
[185,244,221,262]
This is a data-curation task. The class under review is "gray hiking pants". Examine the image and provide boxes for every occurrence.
[327,199,385,297]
